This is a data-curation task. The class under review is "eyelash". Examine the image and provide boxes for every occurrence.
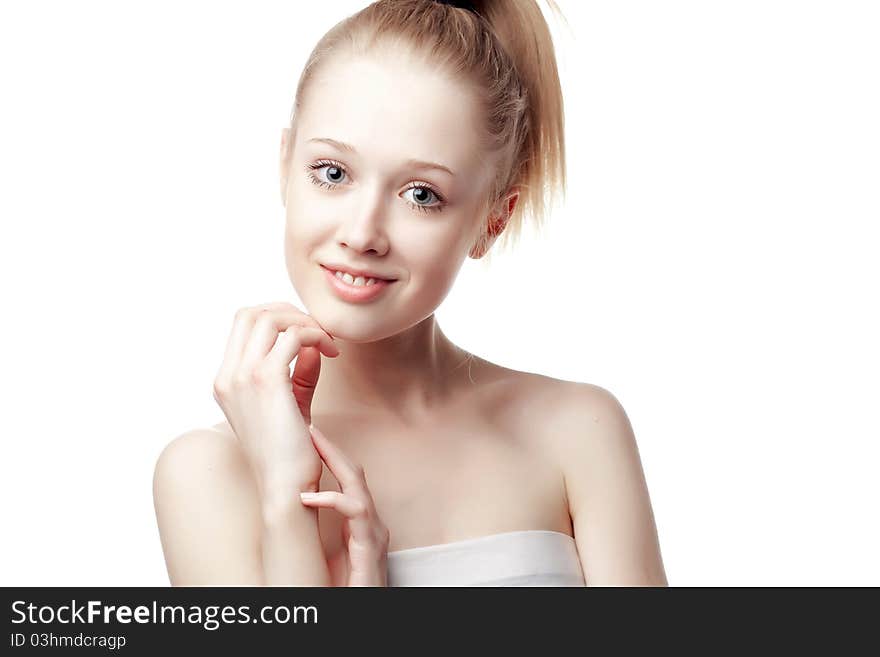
[304,159,446,214]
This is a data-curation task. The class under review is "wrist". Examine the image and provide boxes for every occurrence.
[258,475,319,519]
[347,548,389,587]
[348,566,388,587]
[260,487,317,528]
[257,459,321,495]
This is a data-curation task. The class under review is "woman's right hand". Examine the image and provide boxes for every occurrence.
[212,302,341,501]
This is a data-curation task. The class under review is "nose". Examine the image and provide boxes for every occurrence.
[335,184,390,256]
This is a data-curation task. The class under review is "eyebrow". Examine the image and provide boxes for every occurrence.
[306,137,456,177]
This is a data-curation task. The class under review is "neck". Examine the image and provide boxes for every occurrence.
[311,314,474,424]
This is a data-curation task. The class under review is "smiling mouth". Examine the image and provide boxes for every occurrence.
[320,264,397,303]
[320,264,397,285]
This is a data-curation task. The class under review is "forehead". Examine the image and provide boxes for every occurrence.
[297,50,488,174]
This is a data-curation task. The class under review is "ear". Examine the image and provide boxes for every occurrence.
[280,127,291,206]
[469,188,520,259]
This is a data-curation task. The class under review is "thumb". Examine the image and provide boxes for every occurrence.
[290,345,322,426]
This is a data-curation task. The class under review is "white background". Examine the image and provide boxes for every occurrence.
[1,0,877,586]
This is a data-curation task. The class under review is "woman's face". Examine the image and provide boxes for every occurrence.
[281,50,497,342]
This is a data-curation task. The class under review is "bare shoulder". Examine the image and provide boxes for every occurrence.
[533,378,647,510]
[510,372,643,502]
[510,375,667,586]
[154,421,239,473]
[534,377,634,456]
[152,422,263,585]
[476,362,623,450]
[153,421,251,505]
[483,366,666,584]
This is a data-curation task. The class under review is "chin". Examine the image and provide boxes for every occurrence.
[318,310,440,345]
[299,304,389,342]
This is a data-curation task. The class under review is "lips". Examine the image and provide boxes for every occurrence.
[321,264,395,303]
[320,263,397,282]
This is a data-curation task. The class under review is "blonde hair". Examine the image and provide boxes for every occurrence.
[283,0,568,266]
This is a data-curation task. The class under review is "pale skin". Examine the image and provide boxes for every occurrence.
[152,47,668,586]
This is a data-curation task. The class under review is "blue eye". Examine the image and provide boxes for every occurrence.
[305,159,446,214]
[401,184,444,213]
[306,160,348,188]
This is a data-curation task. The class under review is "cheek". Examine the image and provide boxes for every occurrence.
[404,239,469,298]
[283,216,320,286]
[283,221,300,268]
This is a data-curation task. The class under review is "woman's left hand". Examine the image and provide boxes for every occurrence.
[299,424,390,587]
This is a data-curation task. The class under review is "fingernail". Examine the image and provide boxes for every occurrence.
[300,492,317,500]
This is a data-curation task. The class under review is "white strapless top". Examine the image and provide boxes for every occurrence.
[386,530,586,586]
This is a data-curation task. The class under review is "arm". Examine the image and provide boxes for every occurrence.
[153,427,331,586]
[556,384,668,586]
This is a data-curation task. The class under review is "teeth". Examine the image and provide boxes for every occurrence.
[334,270,378,287]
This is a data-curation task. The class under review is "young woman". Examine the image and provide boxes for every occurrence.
[153,0,668,586]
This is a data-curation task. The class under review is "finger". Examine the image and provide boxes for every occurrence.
[265,325,337,370]
[217,302,290,380]
[308,424,366,492]
[290,345,322,426]
[255,326,336,388]
[299,491,365,518]
[241,312,339,372]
